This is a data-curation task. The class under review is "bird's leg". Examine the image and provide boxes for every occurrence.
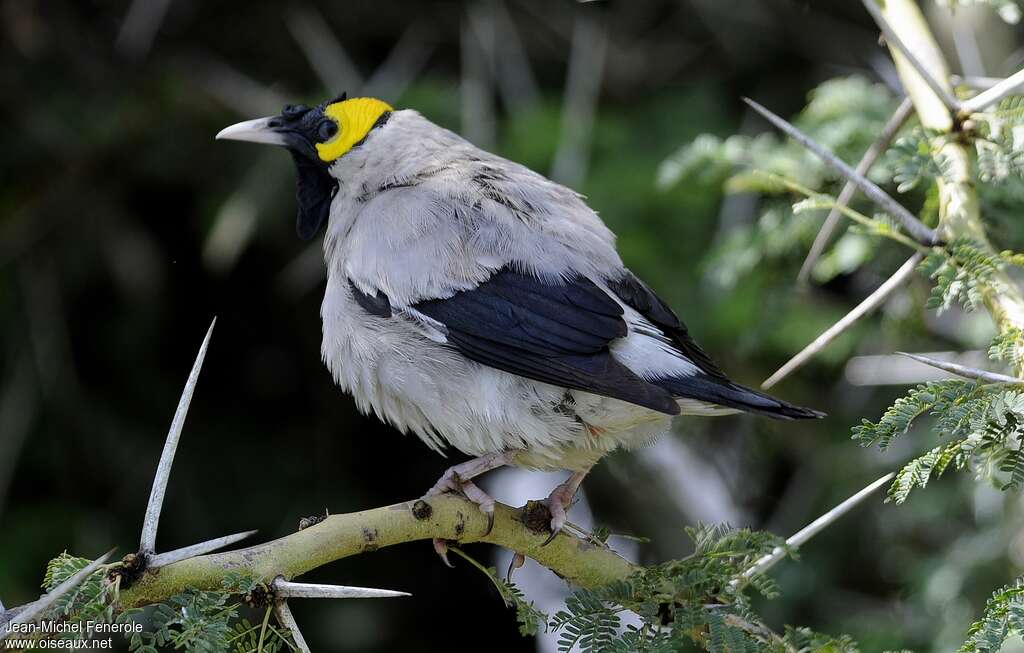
[425,451,515,566]
[542,467,591,546]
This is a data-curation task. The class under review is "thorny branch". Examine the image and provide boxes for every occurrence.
[879,0,1024,375]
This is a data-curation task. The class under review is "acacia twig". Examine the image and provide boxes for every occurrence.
[742,98,939,246]
[797,97,915,284]
[119,495,638,610]
[896,351,1024,384]
[960,68,1024,113]
[734,473,894,587]
[764,253,923,389]
[859,0,961,113]
[140,319,215,554]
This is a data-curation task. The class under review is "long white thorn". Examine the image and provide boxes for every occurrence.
[0,550,114,640]
[798,97,915,284]
[273,601,311,653]
[148,530,258,568]
[743,98,938,246]
[764,254,922,389]
[951,75,1007,91]
[140,319,216,554]
[732,474,894,587]
[272,578,410,600]
[896,351,1024,384]
[859,0,962,113]
[961,67,1024,113]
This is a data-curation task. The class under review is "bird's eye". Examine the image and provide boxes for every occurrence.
[318,120,339,141]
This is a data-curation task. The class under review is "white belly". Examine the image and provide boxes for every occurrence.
[319,275,674,470]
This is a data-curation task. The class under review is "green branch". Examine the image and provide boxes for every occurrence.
[118,496,638,610]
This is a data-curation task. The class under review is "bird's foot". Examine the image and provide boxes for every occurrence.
[541,468,590,546]
[424,451,515,566]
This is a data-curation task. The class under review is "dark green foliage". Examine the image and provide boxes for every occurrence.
[227,616,291,653]
[127,590,237,653]
[42,553,117,632]
[547,524,852,653]
[659,76,899,288]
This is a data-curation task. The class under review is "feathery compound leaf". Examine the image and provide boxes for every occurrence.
[41,553,116,629]
[972,96,1024,182]
[989,328,1024,370]
[889,446,943,504]
[959,578,1024,652]
[852,381,975,449]
[551,524,803,652]
[886,127,945,192]
[919,239,1006,314]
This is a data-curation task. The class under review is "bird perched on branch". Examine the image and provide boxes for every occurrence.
[217,94,823,558]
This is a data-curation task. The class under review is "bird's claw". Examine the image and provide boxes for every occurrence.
[483,506,495,536]
[538,469,592,546]
[433,538,454,568]
[506,552,526,582]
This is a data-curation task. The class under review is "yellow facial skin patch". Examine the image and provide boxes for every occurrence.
[316,97,394,163]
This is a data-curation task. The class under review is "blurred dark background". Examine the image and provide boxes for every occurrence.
[4,1,1024,651]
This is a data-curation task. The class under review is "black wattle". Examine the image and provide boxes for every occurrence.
[291,152,337,240]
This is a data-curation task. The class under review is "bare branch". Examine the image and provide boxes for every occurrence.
[798,97,915,283]
[859,0,961,113]
[896,351,1024,384]
[148,530,258,568]
[734,473,894,586]
[961,67,1024,113]
[273,601,311,653]
[140,319,216,554]
[763,254,922,389]
[742,98,939,246]
[272,578,410,600]
[0,550,115,640]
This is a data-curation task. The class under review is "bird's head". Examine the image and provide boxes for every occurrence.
[216,93,393,239]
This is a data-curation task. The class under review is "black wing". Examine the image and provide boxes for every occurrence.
[606,269,730,381]
[606,269,824,420]
[398,268,681,415]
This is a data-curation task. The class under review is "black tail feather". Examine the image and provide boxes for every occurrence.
[656,374,825,420]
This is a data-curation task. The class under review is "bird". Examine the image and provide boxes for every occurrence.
[216,93,823,559]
